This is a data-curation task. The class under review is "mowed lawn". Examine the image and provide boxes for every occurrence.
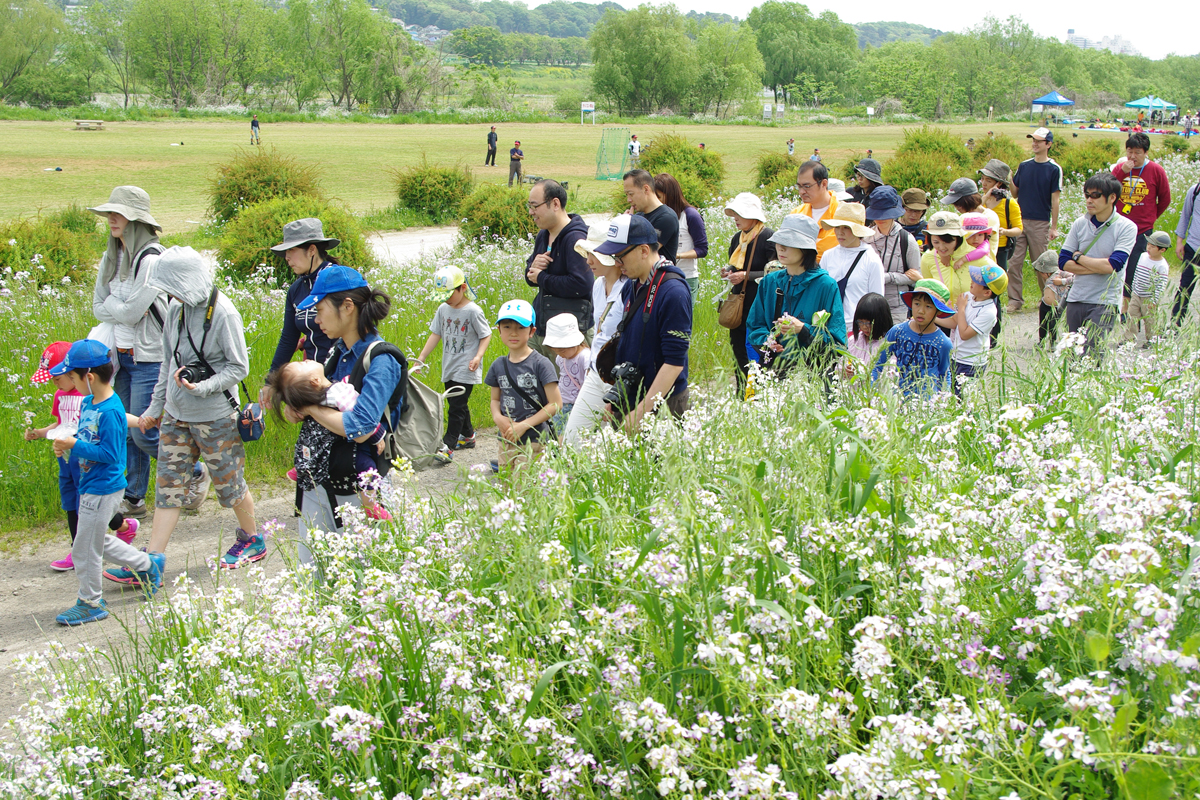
[0,118,1045,231]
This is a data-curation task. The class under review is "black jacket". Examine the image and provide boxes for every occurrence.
[525,214,593,335]
[268,261,338,377]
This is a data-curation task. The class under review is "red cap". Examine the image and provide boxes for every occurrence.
[32,341,72,384]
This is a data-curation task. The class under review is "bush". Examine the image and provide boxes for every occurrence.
[753,152,799,190]
[607,168,717,214]
[841,153,864,183]
[208,147,323,224]
[457,184,536,246]
[218,196,376,286]
[46,204,101,236]
[553,90,585,115]
[393,160,475,224]
[882,151,956,198]
[970,133,1026,173]
[1054,137,1121,181]
[1159,135,1191,156]
[0,214,106,286]
[895,126,972,172]
[639,133,725,198]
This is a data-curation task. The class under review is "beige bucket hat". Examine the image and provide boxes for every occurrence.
[88,186,161,231]
[820,202,873,238]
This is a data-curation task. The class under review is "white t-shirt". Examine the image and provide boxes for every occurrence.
[951,297,998,367]
[822,244,885,334]
[677,210,697,279]
[807,205,831,224]
[590,275,629,372]
[629,140,641,157]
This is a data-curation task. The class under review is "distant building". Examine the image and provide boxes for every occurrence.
[1065,29,1140,56]
[405,23,451,45]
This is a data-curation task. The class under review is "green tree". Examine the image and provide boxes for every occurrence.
[446,25,507,66]
[747,1,857,103]
[289,0,388,111]
[857,40,955,118]
[589,4,698,116]
[84,0,137,109]
[128,0,219,109]
[370,26,447,113]
[690,22,763,118]
[0,0,64,102]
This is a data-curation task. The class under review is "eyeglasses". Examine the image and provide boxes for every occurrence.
[612,245,636,265]
[796,181,818,191]
[1083,191,1105,200]
[526,200,548,211]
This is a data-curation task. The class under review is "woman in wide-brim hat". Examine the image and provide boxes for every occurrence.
[259,218,343,407]
[848,158,884,205]
[723,192,777,388]
[89,186,207,524]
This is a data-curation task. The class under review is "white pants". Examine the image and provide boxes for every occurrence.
[75,490,150,604]
[562,369,611,447]
[298,487,361,566]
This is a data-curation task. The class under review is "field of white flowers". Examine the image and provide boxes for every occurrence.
[3,157,1200,800]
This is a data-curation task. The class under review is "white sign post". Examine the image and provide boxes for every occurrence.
[866,106,875,126]
[763,103,773,121]
[580,101,595,125]
[776,104,786,121]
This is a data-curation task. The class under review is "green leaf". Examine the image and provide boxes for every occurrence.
[1125,760,1175,800]
[1085,630,1110,663]
[751,597,794,625]
[522,660,582,722]
[1182,632,1200,658]
[1112,700,1137,740]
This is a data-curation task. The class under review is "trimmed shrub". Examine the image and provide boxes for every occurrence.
[208,147,323,224]
[393,160,475,224]
[457,184,536,246]
[882,151,957,198]
[1159,135,1191,156]
[607,168,716,214]
[218,196,376,286]
[970,133,1025,174]
[0,214,106,286]
[47,204,102,236]
[639,133,725,198]
[895,126,972,171]
[1054,138,1121,182]
[554,90,584,115]
[754,151,799,189]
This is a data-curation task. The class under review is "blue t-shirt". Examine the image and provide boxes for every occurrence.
[510,147,523,161]
[1012,159,1063,221]
[72,393,128,497]
[872,322,951,396]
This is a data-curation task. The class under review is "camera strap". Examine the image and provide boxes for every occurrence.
[176,288,240,412]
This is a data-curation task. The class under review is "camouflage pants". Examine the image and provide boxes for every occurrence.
[156,414,247,509]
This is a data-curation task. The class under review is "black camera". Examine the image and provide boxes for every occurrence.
[990,187,1010,199]
[178,362,215,385]
[602,362,643,412]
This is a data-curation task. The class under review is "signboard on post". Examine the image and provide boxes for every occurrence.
[776,104,786,120]
[763,103,772,120]
[866,106,875,125]
[581,101,595,125]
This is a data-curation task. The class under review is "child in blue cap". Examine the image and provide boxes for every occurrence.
[50,340,163,625]
[485,300,562,470]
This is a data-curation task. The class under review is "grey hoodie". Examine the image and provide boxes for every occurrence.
[91,222,171,363]
[145,247,250,423]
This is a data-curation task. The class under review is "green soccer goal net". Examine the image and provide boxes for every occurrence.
[596,127,630,181]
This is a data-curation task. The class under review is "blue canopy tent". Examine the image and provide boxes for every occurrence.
[1031,90,1074,121]
[1125,95,1177,111]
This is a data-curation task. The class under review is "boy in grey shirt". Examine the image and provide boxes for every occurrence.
[1060,173,1138,357]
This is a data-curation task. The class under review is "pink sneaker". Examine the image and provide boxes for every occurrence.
[287,468,297,482]
[364,503,392,522]
[51,553,74,571]
[116,518,139,545]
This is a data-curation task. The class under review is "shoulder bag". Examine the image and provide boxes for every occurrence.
[595,268,680,384]
[718,236,759,329]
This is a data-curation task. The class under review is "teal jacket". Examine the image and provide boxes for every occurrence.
[746,267,847,361]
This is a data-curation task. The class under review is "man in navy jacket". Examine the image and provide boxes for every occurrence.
[595,215,692,433]
[525,179,593,357]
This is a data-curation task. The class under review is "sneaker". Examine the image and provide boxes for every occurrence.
[220,528,267,569]
[115,518,139,546]
[56,598,109,626]
[455,434,477,450]
[287,468,298,482]
[182,463,212,513]
[119,497,148,519]
[364,503,392,522]
[133,552,166,598]
[489,460,500,474]
[1006,301,1022,314]
[50,553,74,571]
[104,563,138,584]
[433,445,453,465]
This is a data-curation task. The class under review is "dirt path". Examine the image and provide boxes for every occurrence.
[0,436,500,726]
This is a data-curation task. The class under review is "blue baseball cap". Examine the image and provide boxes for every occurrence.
[594,215,659,256]
[296,265,368,310]
[496,299,535,327]
[49,339,112,376]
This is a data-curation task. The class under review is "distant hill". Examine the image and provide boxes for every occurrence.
[854,21,944,48]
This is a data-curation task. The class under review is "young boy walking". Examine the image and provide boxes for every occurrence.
[872,279,954,396]
[951,265,1007,394]
[1125,230,1172,345]
[50,340,163,626]
[485,301,562,470]
[414,266,491,462]
[25,342,138,572]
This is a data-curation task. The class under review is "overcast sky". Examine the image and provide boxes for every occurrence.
[533,0,1199,60]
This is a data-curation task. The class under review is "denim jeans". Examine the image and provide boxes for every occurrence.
[114,353,162,502]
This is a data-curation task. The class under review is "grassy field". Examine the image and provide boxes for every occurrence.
[0,118,1087,231]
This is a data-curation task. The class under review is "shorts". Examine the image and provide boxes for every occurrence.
[58,455,80,512]
[156,414,247,509]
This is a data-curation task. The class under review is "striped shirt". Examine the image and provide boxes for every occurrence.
[1131,254,1169,301]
